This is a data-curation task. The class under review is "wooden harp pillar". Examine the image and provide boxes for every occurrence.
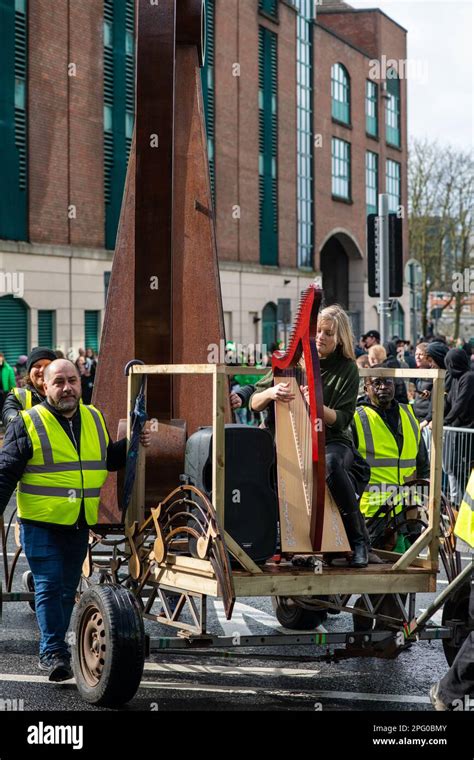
[93,0,227,524]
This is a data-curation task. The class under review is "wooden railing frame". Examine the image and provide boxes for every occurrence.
[127,365,445,574]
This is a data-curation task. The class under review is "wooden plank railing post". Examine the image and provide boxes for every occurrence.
[212,365,226,527]
[428,370,446,570]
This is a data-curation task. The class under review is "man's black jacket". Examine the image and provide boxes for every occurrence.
[0,400,127,529]
[1,385,44,428]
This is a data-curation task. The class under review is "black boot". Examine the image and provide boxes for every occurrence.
[358,512,386,564]
[341,511,369,568]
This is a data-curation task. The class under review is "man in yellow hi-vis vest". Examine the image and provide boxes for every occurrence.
[1,347,57,428]
[352,367,430,552]
[0,359,151,683]
[430,470,473,710]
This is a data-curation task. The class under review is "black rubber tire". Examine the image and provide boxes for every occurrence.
[274,597,327,630]
[73,584,145,707]
[21,570,36,612]
[442,582,472,667]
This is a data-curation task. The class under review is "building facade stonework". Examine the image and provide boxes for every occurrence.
[0,0,409,362]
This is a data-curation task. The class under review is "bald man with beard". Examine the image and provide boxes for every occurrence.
[0,359,150,683]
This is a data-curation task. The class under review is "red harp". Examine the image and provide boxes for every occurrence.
[272,285,350,554]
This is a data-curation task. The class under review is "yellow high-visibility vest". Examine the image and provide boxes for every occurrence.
[12,387,33,410]
[455,469,474,548]
[17,404,109,526]
[353,403,421,517]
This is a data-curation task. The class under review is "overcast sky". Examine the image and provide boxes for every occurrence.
[347,0,473,152]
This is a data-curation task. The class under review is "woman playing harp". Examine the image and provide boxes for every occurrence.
[250,303,370,567]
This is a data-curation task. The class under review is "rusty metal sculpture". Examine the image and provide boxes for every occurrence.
[82,484,235,630]
[93,0,227,523]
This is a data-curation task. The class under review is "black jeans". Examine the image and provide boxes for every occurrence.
[326,441,368,516]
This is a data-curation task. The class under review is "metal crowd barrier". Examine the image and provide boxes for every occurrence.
[439,427,474,507]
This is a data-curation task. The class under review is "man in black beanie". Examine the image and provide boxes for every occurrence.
[1,347,57,428]
[1,347,64,616]
[426,341,450,372]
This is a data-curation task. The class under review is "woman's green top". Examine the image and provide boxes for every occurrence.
[250,346,359,446]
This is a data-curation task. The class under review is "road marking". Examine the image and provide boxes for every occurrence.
[418,608,443,625]
[134,681,432,703]
[211,600,328,636]
[140,680,258,695]
[0,672,433,704]
[0,673,61,684]
[298,690,431,705]
[144,662,320,678]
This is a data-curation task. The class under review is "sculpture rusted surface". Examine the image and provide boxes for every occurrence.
[93,0,226,522]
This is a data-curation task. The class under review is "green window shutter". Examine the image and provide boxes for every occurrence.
[259,26,278,266]
[262,302,277,349]
[104,0,135,250]
[201,0,215,202]
[38,310,55,347]
[0,0,28,241]
[84,311,100,353]
[259,0,278,20]
[0,295,28,364]
[125,0,135,160]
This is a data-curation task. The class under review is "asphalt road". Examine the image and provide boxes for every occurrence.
[0,499,472,714]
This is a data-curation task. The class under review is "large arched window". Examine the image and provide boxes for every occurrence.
[331,63,350,125]
[386,69,401,147]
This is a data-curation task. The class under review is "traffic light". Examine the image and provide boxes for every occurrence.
[367,214,403,298]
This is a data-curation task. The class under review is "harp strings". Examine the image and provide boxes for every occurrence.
[294,362,311,499]
[276,360,313,501]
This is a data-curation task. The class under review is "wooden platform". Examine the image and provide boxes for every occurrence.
[151,554,436,598]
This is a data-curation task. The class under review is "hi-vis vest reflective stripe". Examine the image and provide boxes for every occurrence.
[354,403,421,518]
[12,387,83,410]
[12,387,33,410]
[17,404,109,526]
[455,469,474,548]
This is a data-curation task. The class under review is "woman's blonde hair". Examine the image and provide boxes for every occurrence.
[317,304,356,361]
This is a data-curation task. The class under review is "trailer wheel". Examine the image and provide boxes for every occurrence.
[21,571,36,612]
[442,582,471,667]
[73,584,145,707]
[273,597,327,630]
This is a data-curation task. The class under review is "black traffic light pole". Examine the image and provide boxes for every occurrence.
[378,194,391,346]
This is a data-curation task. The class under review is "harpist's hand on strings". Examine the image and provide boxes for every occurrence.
[300,385,310,405]
[269,382,295,404]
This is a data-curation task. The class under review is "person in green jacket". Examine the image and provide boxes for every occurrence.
[0,353,16,416]
[0,353,16,393]
[250,304,370,567]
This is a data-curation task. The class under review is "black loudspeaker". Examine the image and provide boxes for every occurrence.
[185,425,278,564]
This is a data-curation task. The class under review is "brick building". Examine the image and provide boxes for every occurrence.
[0,0,409,362]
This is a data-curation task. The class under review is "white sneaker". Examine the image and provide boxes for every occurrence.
[430,683,449,711]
